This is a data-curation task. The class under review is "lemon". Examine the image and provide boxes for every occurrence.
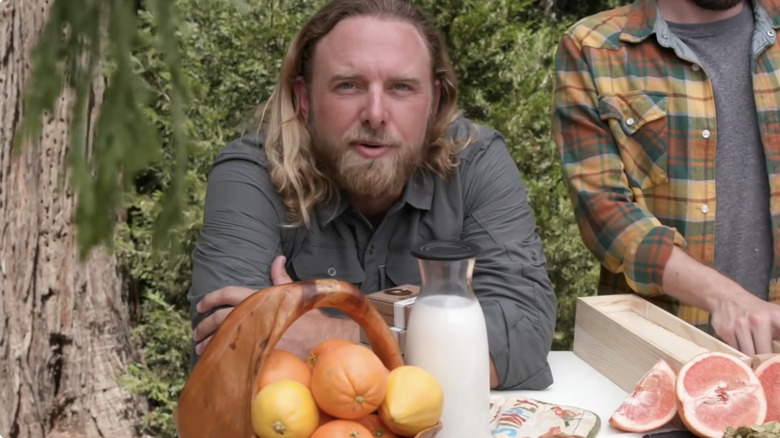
[378,365,443,436]
[251,379,319,438]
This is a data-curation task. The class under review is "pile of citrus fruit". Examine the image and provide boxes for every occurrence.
[609,352,780,438]
[250,338,444,438]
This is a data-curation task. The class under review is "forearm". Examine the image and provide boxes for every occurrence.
[661,246,743,312]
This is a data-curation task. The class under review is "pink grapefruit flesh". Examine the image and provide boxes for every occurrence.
[676,352,767,438]
[754,354,779,423]
[609,359,678,433]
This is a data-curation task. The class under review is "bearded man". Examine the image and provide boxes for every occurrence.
[188,0,557,390]
[554,0,780,357]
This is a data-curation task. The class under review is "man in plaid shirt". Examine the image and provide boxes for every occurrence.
[553,0,780,355]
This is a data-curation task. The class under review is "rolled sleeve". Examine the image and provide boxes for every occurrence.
[482,281,555,390]
[626,225,682,295]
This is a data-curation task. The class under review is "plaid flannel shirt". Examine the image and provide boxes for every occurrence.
[553,0,780,327]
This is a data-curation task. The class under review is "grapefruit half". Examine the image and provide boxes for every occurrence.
[609,359,678,432]
[754,354,779,423]
[676,352,767,438]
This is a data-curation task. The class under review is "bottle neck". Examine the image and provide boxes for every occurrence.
[417,258,476,299]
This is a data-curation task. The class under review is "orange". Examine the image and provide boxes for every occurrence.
[754,354,780,422]
[311,419,373,438]
[251,379,319,438]
[307,338,355,369]
[355,414,399,438]
[609,359,677,433]
[378,365,443,436]
[311,344,389,420]
[676,352,767,438]
[256,349,312,391]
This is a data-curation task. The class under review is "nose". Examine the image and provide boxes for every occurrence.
[361,87,386,129]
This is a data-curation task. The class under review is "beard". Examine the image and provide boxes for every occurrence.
[309,120,429,199]
[689,0,744,10]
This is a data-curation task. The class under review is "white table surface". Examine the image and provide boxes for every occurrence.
[493,351,673,437]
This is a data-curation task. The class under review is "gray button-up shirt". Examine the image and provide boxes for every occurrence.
[189,118,557,390]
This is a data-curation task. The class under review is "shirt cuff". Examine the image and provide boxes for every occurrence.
[625,225,683,296]
[482,299,554,390]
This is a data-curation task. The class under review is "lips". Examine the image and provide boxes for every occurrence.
[352,141,393,159]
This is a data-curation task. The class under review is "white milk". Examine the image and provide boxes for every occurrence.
[405,294,491,438]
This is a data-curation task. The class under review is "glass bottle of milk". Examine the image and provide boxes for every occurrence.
[405,240,491,438]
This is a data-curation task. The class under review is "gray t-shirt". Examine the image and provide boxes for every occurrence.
[189,118,557,390]
[668,5,772,301]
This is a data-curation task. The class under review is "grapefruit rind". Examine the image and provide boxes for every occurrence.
[754,354,780,423]
[609,359,678,433]
[676,352,767,438]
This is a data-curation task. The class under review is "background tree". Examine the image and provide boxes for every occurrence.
[5,0,631,436]
[0,1,146,437]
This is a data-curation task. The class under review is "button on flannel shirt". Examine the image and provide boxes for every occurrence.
[553,0,780,328]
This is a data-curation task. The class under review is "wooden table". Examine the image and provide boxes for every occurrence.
[494,351,681,437]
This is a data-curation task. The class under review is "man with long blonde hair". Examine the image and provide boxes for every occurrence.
[189,0,557,390]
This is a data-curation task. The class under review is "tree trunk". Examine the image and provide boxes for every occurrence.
[0,1,143,437]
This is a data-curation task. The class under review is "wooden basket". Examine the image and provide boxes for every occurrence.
[174,279,441,438]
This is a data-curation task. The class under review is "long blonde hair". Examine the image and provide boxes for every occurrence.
[260,0,464,227]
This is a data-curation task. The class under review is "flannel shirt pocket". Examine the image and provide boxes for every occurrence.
[598,91,669,189]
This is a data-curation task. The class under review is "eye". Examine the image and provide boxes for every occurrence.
[337,82,357,90]
[393,83,412,91]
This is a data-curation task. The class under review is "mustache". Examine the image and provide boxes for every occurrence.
[342,127,403,147]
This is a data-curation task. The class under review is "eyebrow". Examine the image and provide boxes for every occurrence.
[328,73,425,86]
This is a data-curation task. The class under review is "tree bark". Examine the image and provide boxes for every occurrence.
[0,1,142,437]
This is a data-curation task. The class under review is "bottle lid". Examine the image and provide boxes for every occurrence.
[411,240,478,261]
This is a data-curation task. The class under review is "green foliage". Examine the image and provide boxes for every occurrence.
[117,1,326,435]
[118,293,190,435]
[551,0,633,21]
[17,0,188,257]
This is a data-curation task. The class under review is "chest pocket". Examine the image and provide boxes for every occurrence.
[291,245,366,285]
[598,91,669,190]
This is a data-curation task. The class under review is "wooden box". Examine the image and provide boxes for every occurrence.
[367,284,419,329]
[573,294,752,393]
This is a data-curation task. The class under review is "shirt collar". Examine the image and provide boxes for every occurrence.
[758,0,780,27]
[403,168,435,211]
[314,191,350,227]
[313,168,435,227]
[620,0,659,44]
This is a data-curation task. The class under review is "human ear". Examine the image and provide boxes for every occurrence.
[293,76,310,123]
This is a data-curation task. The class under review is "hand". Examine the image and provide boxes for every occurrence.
[710,294,780,356]
[662,247,780,356]
[192,285,255,355]
[193,255,292,356]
